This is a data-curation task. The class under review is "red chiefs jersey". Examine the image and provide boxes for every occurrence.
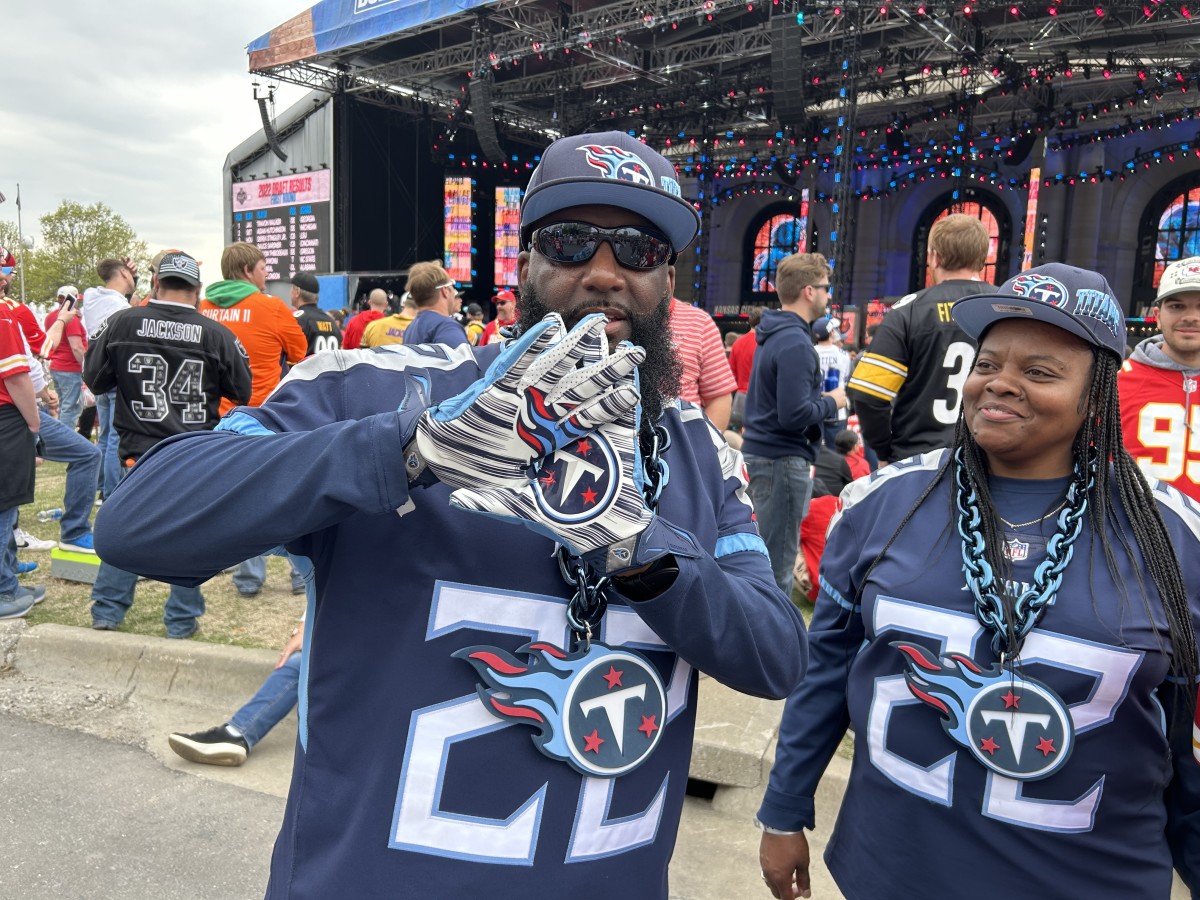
[1118,354,1200,502]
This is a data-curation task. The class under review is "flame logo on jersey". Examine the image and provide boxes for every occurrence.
[893,641,1074,781]
[515,386,588,458]
[1009,273,1069,308]
[454,641,667,777]
[579,144,655,187]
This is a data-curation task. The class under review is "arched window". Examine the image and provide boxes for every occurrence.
[1138,172,1200,292]
[910,192,1009,291]
[746,207,805,294]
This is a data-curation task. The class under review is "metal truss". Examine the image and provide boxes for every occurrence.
[251,0,1200,166]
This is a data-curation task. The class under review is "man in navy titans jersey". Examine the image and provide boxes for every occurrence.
[95,134,807,898]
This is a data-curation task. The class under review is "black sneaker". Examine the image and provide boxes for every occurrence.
[168,725,249,767]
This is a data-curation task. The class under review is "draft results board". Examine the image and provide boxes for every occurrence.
[231,169,332,279]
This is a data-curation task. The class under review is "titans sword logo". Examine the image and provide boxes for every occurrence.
[894,641,1074,781]
[455,641,667,777]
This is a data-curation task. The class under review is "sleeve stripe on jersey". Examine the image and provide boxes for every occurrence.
[1150,479,1200,545]
[820,573,858,612]
[716,532,769,559]
[216,410,277,437]
[275,342,479,394]
[847,376,897,402]
[849,354,907,396]
[826,450,948,535]
[0,351,31,375]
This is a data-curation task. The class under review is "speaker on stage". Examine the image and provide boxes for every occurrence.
[771,13,806,130]
[469,76,506,165]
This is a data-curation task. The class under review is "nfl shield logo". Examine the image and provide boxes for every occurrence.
[1003,538,1029,561]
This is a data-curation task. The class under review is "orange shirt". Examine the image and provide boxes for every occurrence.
[200,291,307,412]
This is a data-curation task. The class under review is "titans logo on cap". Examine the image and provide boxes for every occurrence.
[1009,273,1069,308]
[531,434,619,525]
[894,642,1074,781]
[579,144,654,186]
[455,641,668,777]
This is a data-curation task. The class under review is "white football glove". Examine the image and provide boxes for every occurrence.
[448,366,701,576]
[407,313,644,492]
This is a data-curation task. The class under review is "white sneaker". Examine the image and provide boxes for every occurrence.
[13,528,56,552]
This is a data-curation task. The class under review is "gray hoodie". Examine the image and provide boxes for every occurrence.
[1130,334,1200,376]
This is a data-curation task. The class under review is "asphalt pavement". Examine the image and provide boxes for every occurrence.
[0,713,283,900]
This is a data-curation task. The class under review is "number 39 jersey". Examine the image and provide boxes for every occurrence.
[760,452,1200,898]
[83,301,252,462]
[1119,341,1200,503]
[847,279,992,461]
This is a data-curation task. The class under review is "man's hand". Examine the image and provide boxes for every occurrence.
[449,365,700,576]
[410,313,644,492]
[759,831,812,899]
[824,386,847,409]
[39,387,59,418]
[276,620,305,669]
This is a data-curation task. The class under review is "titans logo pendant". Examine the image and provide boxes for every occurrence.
[455,641,667,778]
[893,641,1075,781]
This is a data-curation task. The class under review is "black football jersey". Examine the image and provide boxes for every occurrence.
[83,301,252,462]
[847,279,992,460]
[294,304,343,355]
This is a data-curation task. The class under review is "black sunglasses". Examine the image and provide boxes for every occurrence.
[529,222,675,270]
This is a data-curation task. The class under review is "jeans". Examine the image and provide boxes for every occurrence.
[91,562,206,638]
[232,556,266,593]
[229,652,301,749]
[95,390,121,500]
[0,507,19,596]
[233,555,305,593]
[52,370,84,429]
[36,409,100,544]
[744,454,814,597]
[90,469,203,637]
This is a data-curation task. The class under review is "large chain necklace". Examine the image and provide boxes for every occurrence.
[557,423,670,642]
[456,422,673,779]
[954,447,1093,659]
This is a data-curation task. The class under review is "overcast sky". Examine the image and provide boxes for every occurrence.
[2,1,310,295]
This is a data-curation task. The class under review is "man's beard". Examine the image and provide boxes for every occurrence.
[515,284,682,428]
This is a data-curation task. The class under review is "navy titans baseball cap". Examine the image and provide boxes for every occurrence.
[520,131,700,254]
[156,252,202,287]
[952,263,1126,359]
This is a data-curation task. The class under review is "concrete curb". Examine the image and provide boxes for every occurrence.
[3,620,850,813]
[10,622,278,709]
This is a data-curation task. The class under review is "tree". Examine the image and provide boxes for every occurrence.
[31,201,148,302]
[0,218,45,304]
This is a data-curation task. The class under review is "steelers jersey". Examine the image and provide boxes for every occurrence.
[847,279,992,460]
[294,304,343,355]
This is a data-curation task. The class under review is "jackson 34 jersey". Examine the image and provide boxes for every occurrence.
[760,452,1200,898]
[82,301,251,462]
[1119,355,1200,503]
[97,341,806,899]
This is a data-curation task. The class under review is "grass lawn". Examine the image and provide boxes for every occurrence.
[14,461,304,651]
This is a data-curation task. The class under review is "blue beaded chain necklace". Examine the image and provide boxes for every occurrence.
[954,446,1095,660]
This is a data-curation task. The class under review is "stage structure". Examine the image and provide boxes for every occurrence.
[243,0,1200,323]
